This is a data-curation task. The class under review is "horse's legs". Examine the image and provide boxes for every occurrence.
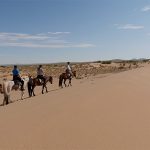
[45,85,48,93]
[32,86,36,96]
[59,75,63,88]
[28,83,32,97]
[21,91,24,100]
[6,97,8,105]
[60,78,63,88]
[42,84,48,93]
[3,95,10,105]
[42,84,45,94]
[64,79,67,87]
[66,77,72,87]
[67,79,69,86]
[69,78,72,86]
[3,95,6,105]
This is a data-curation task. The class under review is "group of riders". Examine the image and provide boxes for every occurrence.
[12,62,73,91]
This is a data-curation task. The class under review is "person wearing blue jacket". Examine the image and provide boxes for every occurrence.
[12,65,24,90]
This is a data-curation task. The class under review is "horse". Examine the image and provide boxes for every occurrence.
[59,70,76,88]
[0,76,30,105]
[28,75,53,97]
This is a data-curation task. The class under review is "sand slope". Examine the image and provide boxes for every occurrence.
[0,65,150,150]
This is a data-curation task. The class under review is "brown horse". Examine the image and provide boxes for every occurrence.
[59,70,76,88]
[28,75,53,97]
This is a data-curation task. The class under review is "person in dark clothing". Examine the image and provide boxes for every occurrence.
[12,65,24,90]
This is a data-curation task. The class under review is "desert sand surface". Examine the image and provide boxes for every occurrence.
[0,63,150,150]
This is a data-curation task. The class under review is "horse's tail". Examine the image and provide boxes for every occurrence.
[59,75,63,87]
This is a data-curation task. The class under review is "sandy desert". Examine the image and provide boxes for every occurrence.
[0,61,150,150]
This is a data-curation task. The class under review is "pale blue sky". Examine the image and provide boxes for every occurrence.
[0,0,150,64]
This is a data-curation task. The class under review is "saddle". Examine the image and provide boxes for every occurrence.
[36,78,44,85]
[13,80,21,90]
[14,80,21,86]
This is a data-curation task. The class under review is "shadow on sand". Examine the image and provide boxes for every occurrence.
[0,88,60,107]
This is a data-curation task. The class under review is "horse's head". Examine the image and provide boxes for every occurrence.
[49,76,53,84]
[72,71,77,78]
[0,83,3,93]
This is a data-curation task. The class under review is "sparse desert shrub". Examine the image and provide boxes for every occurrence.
[0,66,6,68]
[118,66,125,70]
[101,61,112,64]
[133,62,137,66]
[142,59,149,63]
[95,61,102,63]
[76,76,82,79]
[129,64,131,69]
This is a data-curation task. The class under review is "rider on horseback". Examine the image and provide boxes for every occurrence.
[37,65,46,84]
[12,65,24,90]
[66,62,73,77]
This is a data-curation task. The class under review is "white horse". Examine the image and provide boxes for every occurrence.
[0,76,29,105]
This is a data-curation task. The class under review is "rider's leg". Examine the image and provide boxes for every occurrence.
[37,75,45,84]
[17,77,24,90]
[21,80,24,90]
[41,76,46,83]
[69,71,73,78]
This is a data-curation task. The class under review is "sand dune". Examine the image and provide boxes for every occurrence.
[0,64,150,150]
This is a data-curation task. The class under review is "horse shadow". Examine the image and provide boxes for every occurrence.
[0,88,60,107]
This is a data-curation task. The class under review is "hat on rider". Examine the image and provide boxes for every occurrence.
[14,65,17,68]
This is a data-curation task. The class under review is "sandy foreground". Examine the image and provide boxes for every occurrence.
[0,64,150,150]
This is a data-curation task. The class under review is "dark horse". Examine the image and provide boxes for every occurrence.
[28,75,53,97]
[59,70,76,88]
